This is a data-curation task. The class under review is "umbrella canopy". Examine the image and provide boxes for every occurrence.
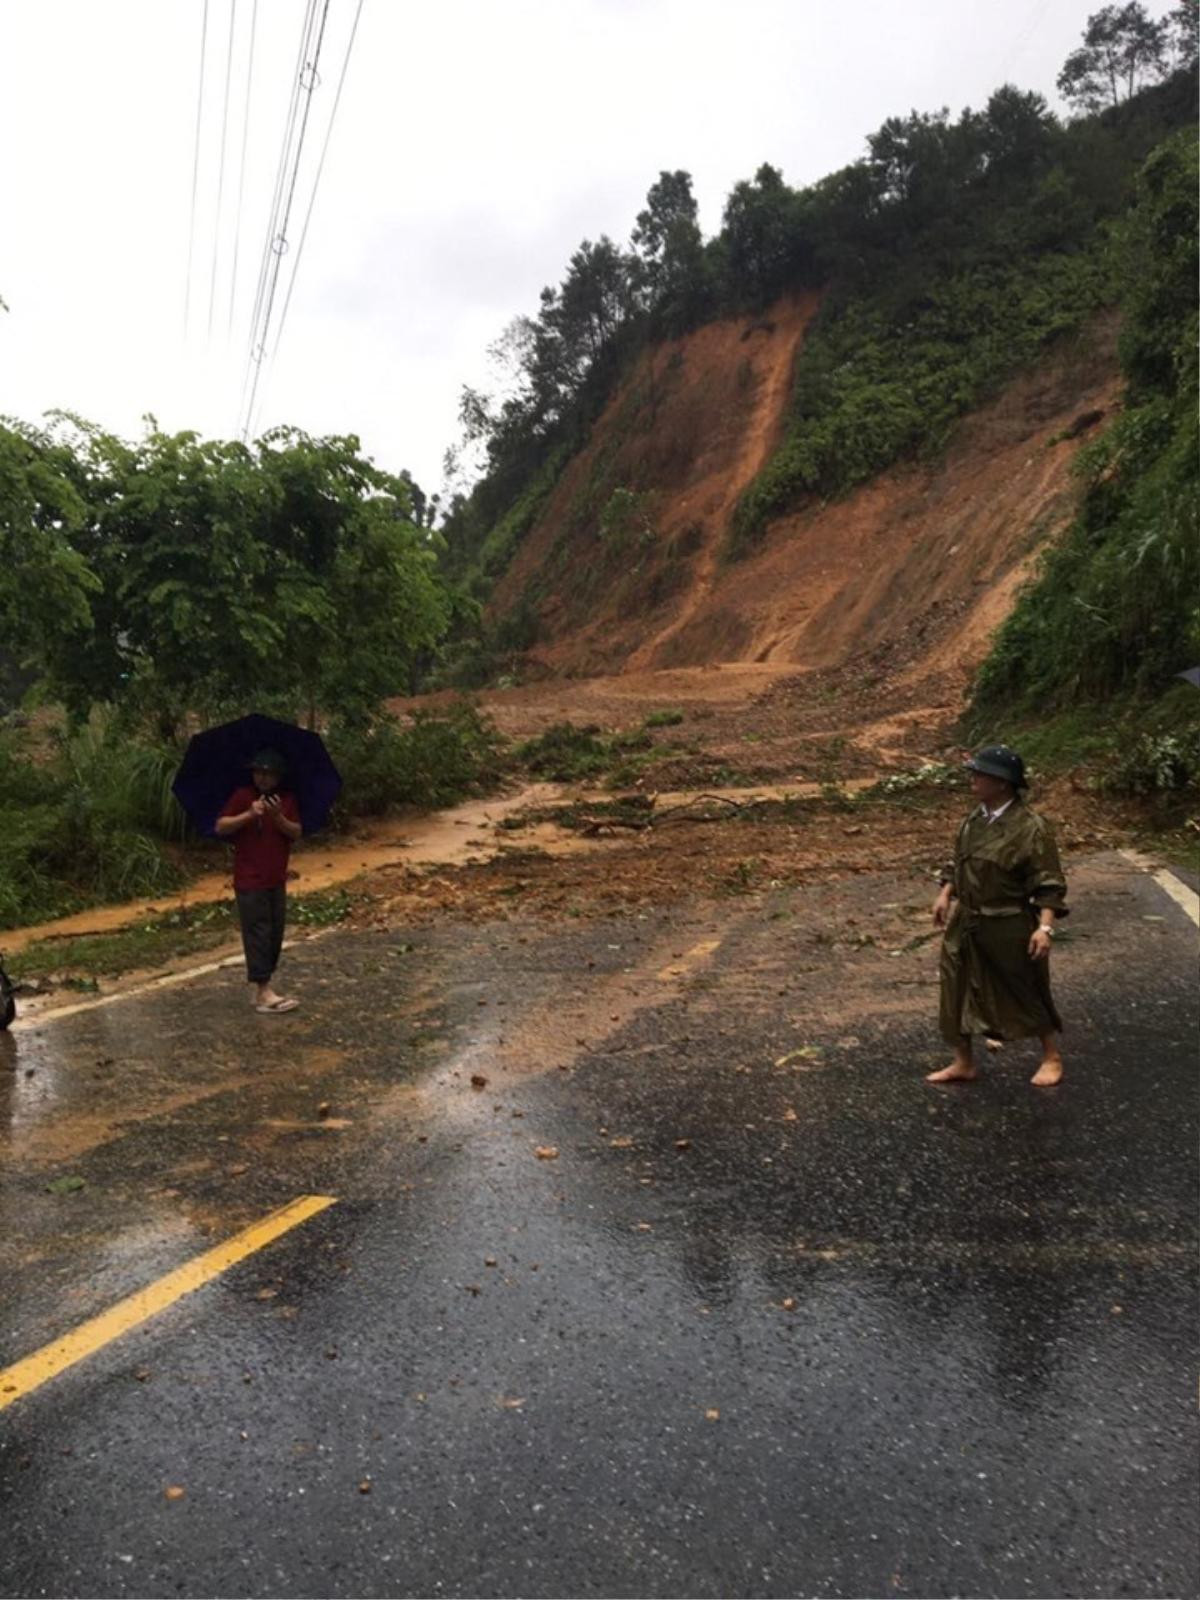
[172,714,342,838]
[1177,667,1200,690]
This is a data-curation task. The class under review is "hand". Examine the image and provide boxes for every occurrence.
[1029,927,1053,961]
[932,887,953,929]
[251,797,268,817]
[262,793,281,812]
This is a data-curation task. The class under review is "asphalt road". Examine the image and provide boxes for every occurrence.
[1,851,1196,1599]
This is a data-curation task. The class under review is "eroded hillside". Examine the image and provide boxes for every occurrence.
[493,299,1120,694]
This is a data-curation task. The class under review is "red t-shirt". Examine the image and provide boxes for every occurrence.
[220,786,301,891]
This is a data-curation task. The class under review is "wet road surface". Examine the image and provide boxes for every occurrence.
[1,852,1196,1598]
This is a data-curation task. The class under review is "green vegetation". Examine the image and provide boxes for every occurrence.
[972,128,1198,744]
[6,886,354,988]
[0,712,185,928]
[326,704,505,820]
[514,720,678,785]
[0,408,508,926]
[0,420,452,736]
[975,129,1198,706]
[515,723,614,781]
[0,700,504,931]
[730,246,1113,551]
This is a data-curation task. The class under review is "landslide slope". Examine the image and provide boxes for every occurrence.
[492,299,1120,693]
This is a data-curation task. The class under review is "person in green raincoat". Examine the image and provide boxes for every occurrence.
[928,745,1068,1086]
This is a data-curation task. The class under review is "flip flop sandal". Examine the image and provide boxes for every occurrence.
[256,998,299,1014]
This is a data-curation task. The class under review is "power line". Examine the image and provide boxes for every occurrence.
[270,0,366,363]
[227,0,259,339]
[240,0,333,441]
[239,0,320,427]
[995,0,1052,85]
[207,0,238,339]
[183,0,210,336]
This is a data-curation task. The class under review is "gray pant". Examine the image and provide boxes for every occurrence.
[236,886,287,984]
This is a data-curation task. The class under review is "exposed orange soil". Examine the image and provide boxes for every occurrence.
[492,302,1120,697]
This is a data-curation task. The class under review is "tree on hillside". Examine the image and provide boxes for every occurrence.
[721,164,804,309]
[631,170,710,334]
[978,86,1060,185]
[1057,3,1171,113]
[1168,0,1199,66]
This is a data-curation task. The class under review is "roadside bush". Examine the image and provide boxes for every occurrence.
[327,703,504,821]
[1105,728,1200,796]
[0,716,183,928]
[872,763,961,796]
[516,722,611,780]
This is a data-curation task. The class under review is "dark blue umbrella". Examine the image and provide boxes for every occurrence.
[1178,667,1200,690]
[172,714,342,838]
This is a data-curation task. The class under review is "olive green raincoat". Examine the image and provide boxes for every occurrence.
[939,799,1068,1043]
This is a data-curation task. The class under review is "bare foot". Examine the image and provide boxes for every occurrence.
[926,1059,978,1084]
[1031,1056,1064,1086]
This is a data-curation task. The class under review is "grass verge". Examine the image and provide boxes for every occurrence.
[6,887,354,990]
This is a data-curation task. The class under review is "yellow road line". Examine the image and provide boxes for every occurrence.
[657,938,721,982]
[0,1194,336,1412]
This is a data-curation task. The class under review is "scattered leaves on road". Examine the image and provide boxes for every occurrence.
[774,1046,823,1068]
[45,1175,86,1195]
[534,1145,559,1160]
[164,1485,185,1502]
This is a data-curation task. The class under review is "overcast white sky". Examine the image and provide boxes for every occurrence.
[0,0,1179,494]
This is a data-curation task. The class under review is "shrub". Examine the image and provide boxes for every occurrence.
[327,703,504,821]
[515,722,611,780]
[1105,729,1200,795]
[0,714,183,927]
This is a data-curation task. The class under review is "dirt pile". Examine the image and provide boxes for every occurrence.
[494,301,1120,693]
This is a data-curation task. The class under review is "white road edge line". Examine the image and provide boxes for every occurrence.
[1118,848,1200,928]
[10,928,337,1034]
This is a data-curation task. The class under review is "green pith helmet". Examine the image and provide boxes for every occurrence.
[250,747,286,778]
[965,745,1027,789]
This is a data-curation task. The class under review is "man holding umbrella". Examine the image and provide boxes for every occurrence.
[217,749,302,1014]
